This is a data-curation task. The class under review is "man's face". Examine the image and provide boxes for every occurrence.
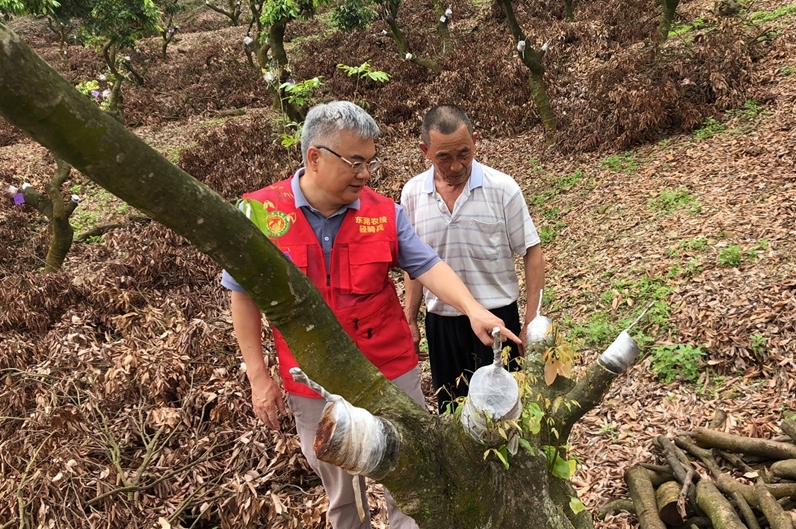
[420,124,477,186]
[307,129,377,207]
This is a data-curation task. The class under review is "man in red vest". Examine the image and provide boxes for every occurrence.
[222,101,520,529]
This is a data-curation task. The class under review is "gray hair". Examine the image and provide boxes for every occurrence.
[301,101,380,164]
[421,104,473,146]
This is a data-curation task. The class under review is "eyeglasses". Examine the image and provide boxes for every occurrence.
[315,145,382,175]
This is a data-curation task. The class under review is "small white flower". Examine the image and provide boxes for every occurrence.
[405,52,413,60]
[243,36,253,46]
[516,40,526,52]
[263,72,275,83]
[102,89,112,99]
[440,15,447,23]
[445,7,452,16]
[98,74,107,81]
[70,194,80,203]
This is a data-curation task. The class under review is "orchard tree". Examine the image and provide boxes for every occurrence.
[495,0,557,137]
[4,159,79,273]
[205,0,243,25]
[80,0,161,120]
[159,0,185,59]
[1,22,644,529]
[0,0,91,50]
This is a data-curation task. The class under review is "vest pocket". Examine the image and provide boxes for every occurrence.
[348,242,393,294]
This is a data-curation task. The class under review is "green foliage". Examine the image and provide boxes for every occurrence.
[649,186,700,213]
[694,116,725,140]
[261,0,318,25]
[718,245,742,267]
[539,222,565,245]
[279,76,323,107]
[600,153,638,172]
[750,3,796,24]
[650,344,706,384]
[781,66,794,76]
[331,0,377,31]
[0,0,59,18]
[278,120,303,148]
[669,15,709,36]
[85,0,162,49]
[749,334,766,360]
[727,99,766,119]
[554,170,583,191]
[337,61,391,83]
[542,445,577,479]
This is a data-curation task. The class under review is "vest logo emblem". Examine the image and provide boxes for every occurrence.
[265,210,291,237]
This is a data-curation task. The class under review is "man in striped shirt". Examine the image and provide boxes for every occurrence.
[401,104,545,413]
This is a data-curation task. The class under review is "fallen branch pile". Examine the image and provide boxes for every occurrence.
[601,412,796,529]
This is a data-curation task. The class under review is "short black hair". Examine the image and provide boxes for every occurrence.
[421,105,473,146]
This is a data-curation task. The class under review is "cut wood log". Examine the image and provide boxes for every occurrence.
[695,427,796,460]
[655,435,699,518]
[755,479,794,529]
[772,460,796,481]
[716,474,796,508]
[732,490,762,529]
[695,480,747,529]
[625,465,666,529]
[781,419,796,444]
[656,480,687,526]
[596,499,635,519]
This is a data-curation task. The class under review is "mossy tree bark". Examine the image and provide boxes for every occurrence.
[657,0,680,42]
[16,158,77,274]
[1,23,631,528]
[266,19,306,122]
[494,0,557,139]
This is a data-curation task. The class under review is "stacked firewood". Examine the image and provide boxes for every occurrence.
[600,413,796,529]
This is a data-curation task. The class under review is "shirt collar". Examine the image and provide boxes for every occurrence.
[291,167,361,215]
[422,160,484,193]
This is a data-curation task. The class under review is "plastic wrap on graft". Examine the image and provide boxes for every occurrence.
[460,328,522,444]
[289,368,399,479]
[597,331,639,374]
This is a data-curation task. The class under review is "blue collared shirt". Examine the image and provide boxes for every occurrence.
[222,169,441,292]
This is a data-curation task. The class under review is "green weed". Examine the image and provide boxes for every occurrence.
[749,334,766,360]
[718,245,742,267]
[554,170,584,191]
[651,344,706,384]
[670,15,709,36]
[694,116,725,140]
[750,4,796,24]
[781,66,794,76]
[539,223,565,245]
[601,153,638,172]
[727,99,766,119]
[649,187,700,213]
[680,237,708,252]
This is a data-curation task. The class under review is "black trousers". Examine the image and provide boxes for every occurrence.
[425,301,522,414]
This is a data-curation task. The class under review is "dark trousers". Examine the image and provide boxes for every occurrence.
[425,301,522,414]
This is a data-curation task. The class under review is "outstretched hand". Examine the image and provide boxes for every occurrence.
[467,308,523,354]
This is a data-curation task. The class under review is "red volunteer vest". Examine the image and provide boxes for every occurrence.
[244,176,417,397]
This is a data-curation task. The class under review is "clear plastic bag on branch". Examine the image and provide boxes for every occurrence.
[525,290,553,355]
[460,328,521,445]
[290,368,398,478]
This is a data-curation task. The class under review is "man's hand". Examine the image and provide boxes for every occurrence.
[407,320,428,361]
[467,307,523,353]
[251,376,288,430]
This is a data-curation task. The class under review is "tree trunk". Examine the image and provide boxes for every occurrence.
[494,0,557,139]
[0,23,629,528]
[267,20,305,122]
[43,158,76,273]
[563,0,574,21]
[657,0,680,42]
